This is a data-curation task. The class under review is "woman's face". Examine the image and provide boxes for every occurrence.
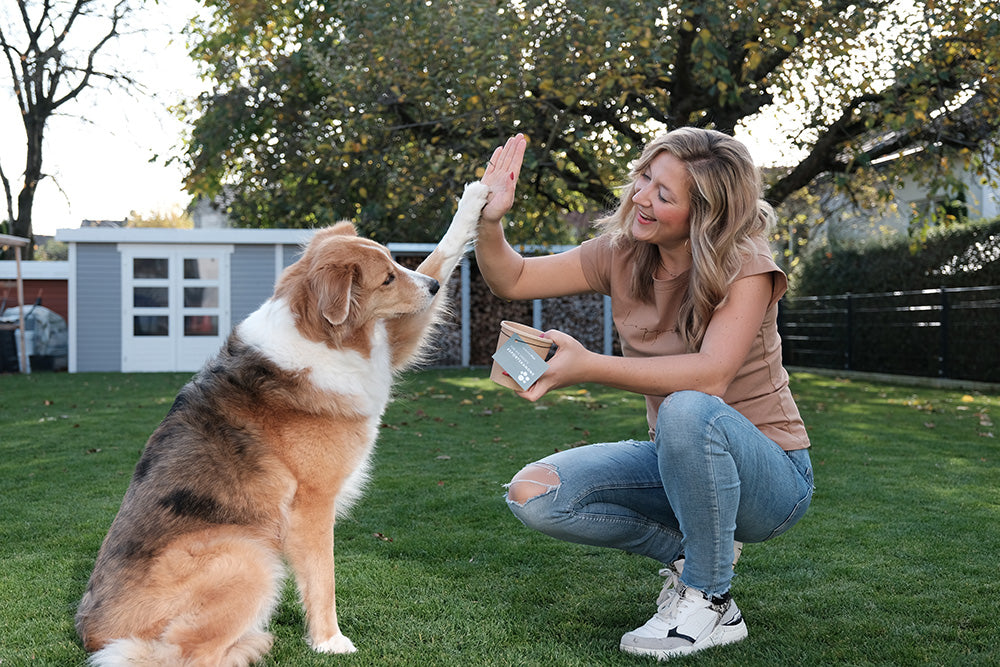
[630,151,691,249]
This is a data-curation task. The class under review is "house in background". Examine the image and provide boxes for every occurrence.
[57,226,315,372]
[189,190,235,229]
[81,219,127,229]
[816,169,999,244]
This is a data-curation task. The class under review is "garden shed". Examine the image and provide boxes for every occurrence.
[56,227,614,374]
[57,227,317,373]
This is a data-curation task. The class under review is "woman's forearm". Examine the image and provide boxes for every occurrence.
[475,218,527,299]
[581,350,734,399]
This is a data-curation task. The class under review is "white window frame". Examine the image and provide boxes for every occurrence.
[120,244,233,372]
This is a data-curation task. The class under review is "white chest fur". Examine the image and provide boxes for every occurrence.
[237,298,394,418]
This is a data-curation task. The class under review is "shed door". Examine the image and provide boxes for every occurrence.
[121,246,232,372]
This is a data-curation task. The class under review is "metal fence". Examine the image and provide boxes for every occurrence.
[778,286,1000,383]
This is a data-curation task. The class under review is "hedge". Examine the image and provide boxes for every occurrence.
[789,217,1000,297]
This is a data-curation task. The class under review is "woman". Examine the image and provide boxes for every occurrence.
[475,129,814,660]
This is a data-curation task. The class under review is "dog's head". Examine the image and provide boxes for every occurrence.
[275,222,439,344]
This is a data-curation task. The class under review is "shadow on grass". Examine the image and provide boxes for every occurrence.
[0,369,997,665]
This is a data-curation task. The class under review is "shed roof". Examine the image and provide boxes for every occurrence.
[56,227,317,245]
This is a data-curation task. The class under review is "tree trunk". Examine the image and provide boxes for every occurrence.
[9,120,42,260]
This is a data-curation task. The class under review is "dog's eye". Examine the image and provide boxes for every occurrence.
[382,273,395,286]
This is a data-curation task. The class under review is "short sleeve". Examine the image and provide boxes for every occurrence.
[737,237,787,309]
[578,235,615,295]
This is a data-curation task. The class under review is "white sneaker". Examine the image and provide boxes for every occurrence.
[618,559,685,650]
[620,583,748,660]
[653,542,741,609]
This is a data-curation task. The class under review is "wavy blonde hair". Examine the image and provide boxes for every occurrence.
[596,127,776,351]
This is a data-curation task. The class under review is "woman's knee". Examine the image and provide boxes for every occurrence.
[505,462,561,506]
[656,391,721,440]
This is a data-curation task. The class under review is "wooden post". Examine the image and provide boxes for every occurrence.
[0,233,30,373]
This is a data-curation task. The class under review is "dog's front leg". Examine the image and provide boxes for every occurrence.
[415,181,489,281]
[388,181,489,368]
[284,493,356,654]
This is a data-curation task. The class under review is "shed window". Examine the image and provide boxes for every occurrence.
[133,258,169,279]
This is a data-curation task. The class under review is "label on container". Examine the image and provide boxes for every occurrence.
[491,333,549,390]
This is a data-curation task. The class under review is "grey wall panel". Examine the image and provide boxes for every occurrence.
[230,245,279,326]
[282,244,304,270]
[75,244,121,372]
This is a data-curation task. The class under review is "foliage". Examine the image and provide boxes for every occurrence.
[1,369,998,664]
[789,216,1000,296]
[181,0,1000,244]
[32,238,68,261]
[126,205,194,229]
[0,0,141,259]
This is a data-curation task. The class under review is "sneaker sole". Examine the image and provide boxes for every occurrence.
[619,621,748,660]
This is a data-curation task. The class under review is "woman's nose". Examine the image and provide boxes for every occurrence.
[632,183,649,206]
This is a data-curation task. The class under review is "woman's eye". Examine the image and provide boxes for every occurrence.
[383,273,396,286]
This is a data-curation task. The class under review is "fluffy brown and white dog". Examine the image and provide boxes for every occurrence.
[75,182,489,666]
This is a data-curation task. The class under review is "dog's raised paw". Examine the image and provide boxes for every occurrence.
[314,632,357,654]
[439,181,488,253]
[459,181,490,213]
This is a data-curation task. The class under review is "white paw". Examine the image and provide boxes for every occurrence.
[460,181,490,213]
[313,632,357,654]
[440,181,488,254]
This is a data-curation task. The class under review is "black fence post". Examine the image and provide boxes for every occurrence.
[844,292,853,370]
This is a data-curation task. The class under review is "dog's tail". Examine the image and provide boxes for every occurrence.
[88,638,183,666]
[88,631,274,666]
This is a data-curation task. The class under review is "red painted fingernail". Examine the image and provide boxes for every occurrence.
[509,172,515,180]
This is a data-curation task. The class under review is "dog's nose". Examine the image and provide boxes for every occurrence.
[428,279,440,295]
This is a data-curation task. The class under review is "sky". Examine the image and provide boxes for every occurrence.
[4,1,794,239]
[2,0,206,237]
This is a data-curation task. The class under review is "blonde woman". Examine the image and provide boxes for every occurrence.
[476,129,813,660]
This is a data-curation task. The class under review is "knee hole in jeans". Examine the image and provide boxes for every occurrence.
[505,462,561,506]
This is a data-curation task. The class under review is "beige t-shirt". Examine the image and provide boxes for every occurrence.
[579,234,810,451]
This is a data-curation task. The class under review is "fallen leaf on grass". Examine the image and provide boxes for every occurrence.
[373,532,393,542]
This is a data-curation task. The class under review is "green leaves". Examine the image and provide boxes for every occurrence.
[180,0,1000,245]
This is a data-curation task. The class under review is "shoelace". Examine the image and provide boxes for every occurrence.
[655,558,685,607]
[653,565,685,623]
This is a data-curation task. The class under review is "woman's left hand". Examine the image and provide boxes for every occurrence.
[515,329,591,402]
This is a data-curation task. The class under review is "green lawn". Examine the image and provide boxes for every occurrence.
[1,369,997,666]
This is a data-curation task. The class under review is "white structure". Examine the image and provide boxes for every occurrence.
[57,227,314,372]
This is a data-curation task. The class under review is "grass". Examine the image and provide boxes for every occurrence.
[0,368,998,666]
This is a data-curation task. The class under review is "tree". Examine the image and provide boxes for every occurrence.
[126,204,194,228]
[182,0,1000,245]
[0,0,136,259]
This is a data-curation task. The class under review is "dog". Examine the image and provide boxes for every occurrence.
[75,182,489,666]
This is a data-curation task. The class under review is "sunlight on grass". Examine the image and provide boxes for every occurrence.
[1,369,997,665]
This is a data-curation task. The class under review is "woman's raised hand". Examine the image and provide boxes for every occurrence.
[480,134,527,224]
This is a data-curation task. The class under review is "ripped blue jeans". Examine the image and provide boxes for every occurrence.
[506,391,814,597]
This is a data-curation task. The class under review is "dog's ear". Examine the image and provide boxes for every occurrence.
[312,264,356,326]
[330,221,358,237]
